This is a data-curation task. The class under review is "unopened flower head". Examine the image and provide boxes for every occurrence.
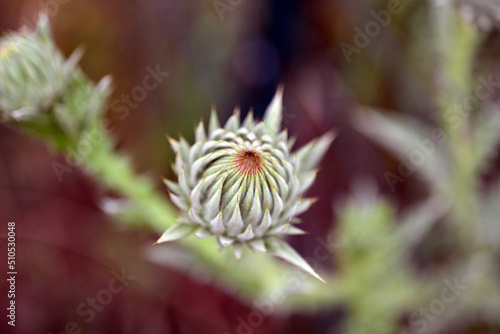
[0,13,111,142]
[157,89,335,280]
[0,14,80,122]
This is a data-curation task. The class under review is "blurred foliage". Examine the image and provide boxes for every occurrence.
[1,1,500,334]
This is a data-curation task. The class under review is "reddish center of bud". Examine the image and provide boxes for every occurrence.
[234,149,264,175]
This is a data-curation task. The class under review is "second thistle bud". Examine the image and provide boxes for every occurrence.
[0,14,111,145]
[0,14,77,121]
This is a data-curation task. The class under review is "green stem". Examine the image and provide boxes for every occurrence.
[83,132,176,231]
[431,1,479,247]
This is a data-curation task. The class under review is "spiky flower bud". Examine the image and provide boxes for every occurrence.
[0,14,111,141]
[157,89,335,280]
[0,14,77,121]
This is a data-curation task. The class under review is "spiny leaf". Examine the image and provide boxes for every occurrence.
[268,238,325,282]
[155,224,197,244]
[263,86,284,136]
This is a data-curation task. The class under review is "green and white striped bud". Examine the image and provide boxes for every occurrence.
[157,89,335,281]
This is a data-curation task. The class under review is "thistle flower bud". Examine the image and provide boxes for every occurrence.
[157,89,335,280]
[0,14,81,122]
[0,14,112,146]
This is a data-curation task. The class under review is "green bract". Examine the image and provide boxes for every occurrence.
[158,89,335,280]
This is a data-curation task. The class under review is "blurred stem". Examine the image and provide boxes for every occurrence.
[81,127,176,231]
[22,109,178,232]
[431,1,479,247]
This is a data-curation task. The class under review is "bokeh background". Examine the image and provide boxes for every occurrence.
[1,0,500,333]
